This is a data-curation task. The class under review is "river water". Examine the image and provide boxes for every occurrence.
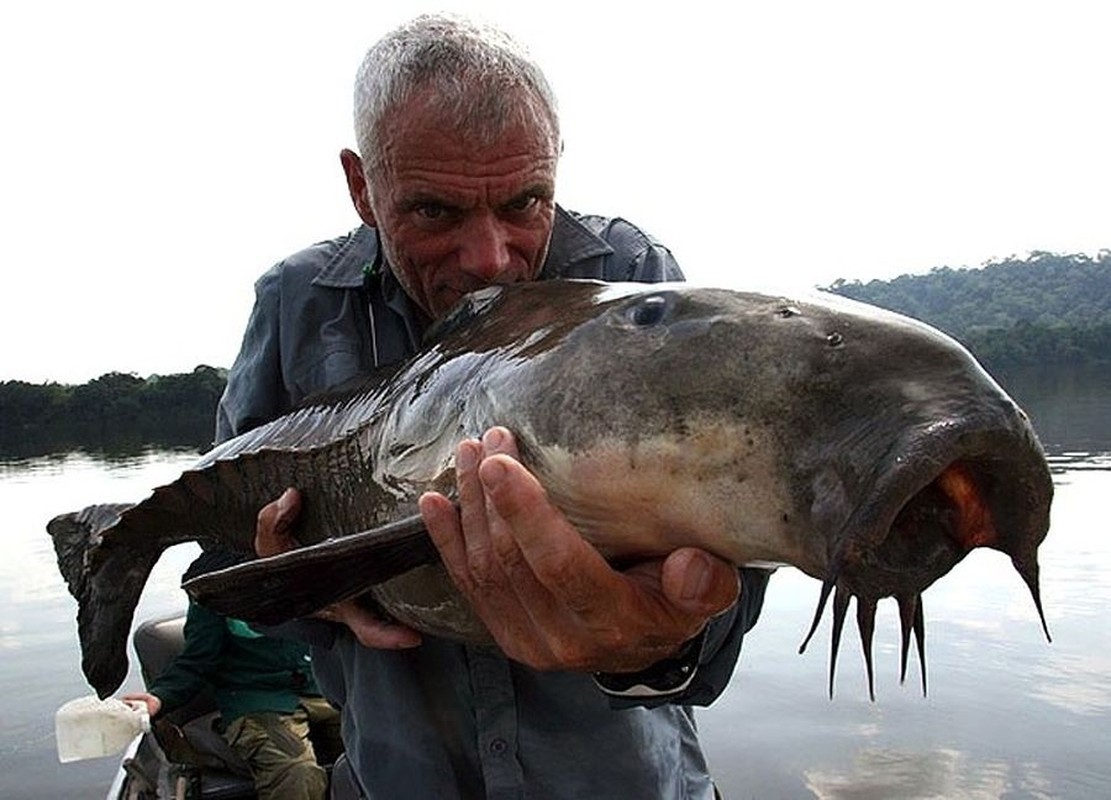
[1,366,1108,799]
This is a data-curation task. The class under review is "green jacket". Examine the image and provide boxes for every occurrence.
[148,599,321,725]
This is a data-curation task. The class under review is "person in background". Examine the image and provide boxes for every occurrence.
[124,548,343,800]
[222,13,772,799]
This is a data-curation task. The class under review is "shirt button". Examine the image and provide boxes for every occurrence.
[489,738,507,755]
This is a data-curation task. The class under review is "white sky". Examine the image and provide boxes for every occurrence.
[2,1,1107,384]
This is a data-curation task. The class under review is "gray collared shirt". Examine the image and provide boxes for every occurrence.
[217,207,768,799]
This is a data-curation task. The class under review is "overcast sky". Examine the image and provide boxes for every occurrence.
[2,1,1107,384]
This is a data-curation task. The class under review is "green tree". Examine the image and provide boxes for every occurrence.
[826,251,1111,368]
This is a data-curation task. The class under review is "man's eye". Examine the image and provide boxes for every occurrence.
[505,195,538,213]
[415,203,448,220]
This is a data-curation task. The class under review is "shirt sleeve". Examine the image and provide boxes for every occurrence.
[215,266,289,444]
[626,236,684,284]
[596,567,772,709]
[589,215,686,284]
[682,566,773,706]
[146,601,228,715]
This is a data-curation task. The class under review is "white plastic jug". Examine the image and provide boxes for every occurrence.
[55,695,150,763]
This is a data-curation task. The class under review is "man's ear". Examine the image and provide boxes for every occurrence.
[340,148,377,227]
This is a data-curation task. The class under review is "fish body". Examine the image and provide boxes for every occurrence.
[48,280,1053,699]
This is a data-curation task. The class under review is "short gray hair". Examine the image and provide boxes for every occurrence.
[354,14,560,175]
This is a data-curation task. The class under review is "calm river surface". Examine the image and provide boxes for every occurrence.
[1,366,1108,799]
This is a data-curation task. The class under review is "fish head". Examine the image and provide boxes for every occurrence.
[464,281,1052,695]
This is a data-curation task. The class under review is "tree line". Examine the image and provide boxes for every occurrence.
[0,365,226,458]
[3,250,1106,457]
[826,250,1111,371]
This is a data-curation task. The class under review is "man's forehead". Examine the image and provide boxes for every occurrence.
[384,89,558,156]
[378,121,557,195]
[388,163,556,207]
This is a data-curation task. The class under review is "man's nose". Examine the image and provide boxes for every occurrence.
[458,214,513,281]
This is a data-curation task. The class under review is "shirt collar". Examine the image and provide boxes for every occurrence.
[311,204,613,290]
[312,225,381,289]
[542,205,615,276]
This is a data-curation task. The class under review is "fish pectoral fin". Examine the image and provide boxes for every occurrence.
[183,513,440,625]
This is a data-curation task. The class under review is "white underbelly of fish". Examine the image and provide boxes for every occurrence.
[530,424,807,569]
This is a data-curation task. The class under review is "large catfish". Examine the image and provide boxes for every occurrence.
[48,280,1053,700]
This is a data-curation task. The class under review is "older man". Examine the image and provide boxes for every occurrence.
[220,14,770,799]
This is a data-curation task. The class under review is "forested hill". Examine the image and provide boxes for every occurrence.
[826,251,1111,368]
[1,365,226,458]
[3,251,1107,457]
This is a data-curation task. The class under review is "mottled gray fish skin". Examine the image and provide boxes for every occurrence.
[47,280,1053,700]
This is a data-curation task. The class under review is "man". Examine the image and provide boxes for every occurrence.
[124,549,342,800]
[219,13,770,799]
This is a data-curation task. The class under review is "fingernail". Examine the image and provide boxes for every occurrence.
[681,552,712,602]
[457,440,479,472]
[482,427,506,452]
[480,458,508,489]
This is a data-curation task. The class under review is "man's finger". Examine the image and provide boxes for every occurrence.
[420,490,470,590]
[456,438,499,578]
[659,548,740,617]
[316,599,421,649]
[255,487,302,557]
[478,451,617,612]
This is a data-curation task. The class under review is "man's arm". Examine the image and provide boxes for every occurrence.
[216,268,288,444]
[124,601,227,717]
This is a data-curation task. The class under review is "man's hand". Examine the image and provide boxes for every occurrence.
[255,488,422,649]
[419,427,740,674]
[120,691,161,718]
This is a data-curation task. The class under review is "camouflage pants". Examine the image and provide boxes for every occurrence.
[223,696,343,800]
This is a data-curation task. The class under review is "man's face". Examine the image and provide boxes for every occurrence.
[356,99,559,322]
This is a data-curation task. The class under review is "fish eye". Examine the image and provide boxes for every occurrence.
[625,294,671,328]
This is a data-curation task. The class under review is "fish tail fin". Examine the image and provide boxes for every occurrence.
[47,504,159,698]
[48,504,134,598]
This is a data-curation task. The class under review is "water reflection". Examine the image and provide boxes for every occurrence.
[1047,452,1111,471]
[0,445,204,474]
[0,450,202,799]
[993,363,1111,455]
[1029,651,1111,717]
[804,747,1046,800]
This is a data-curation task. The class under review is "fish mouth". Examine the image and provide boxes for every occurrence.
[800,418,1053,699]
